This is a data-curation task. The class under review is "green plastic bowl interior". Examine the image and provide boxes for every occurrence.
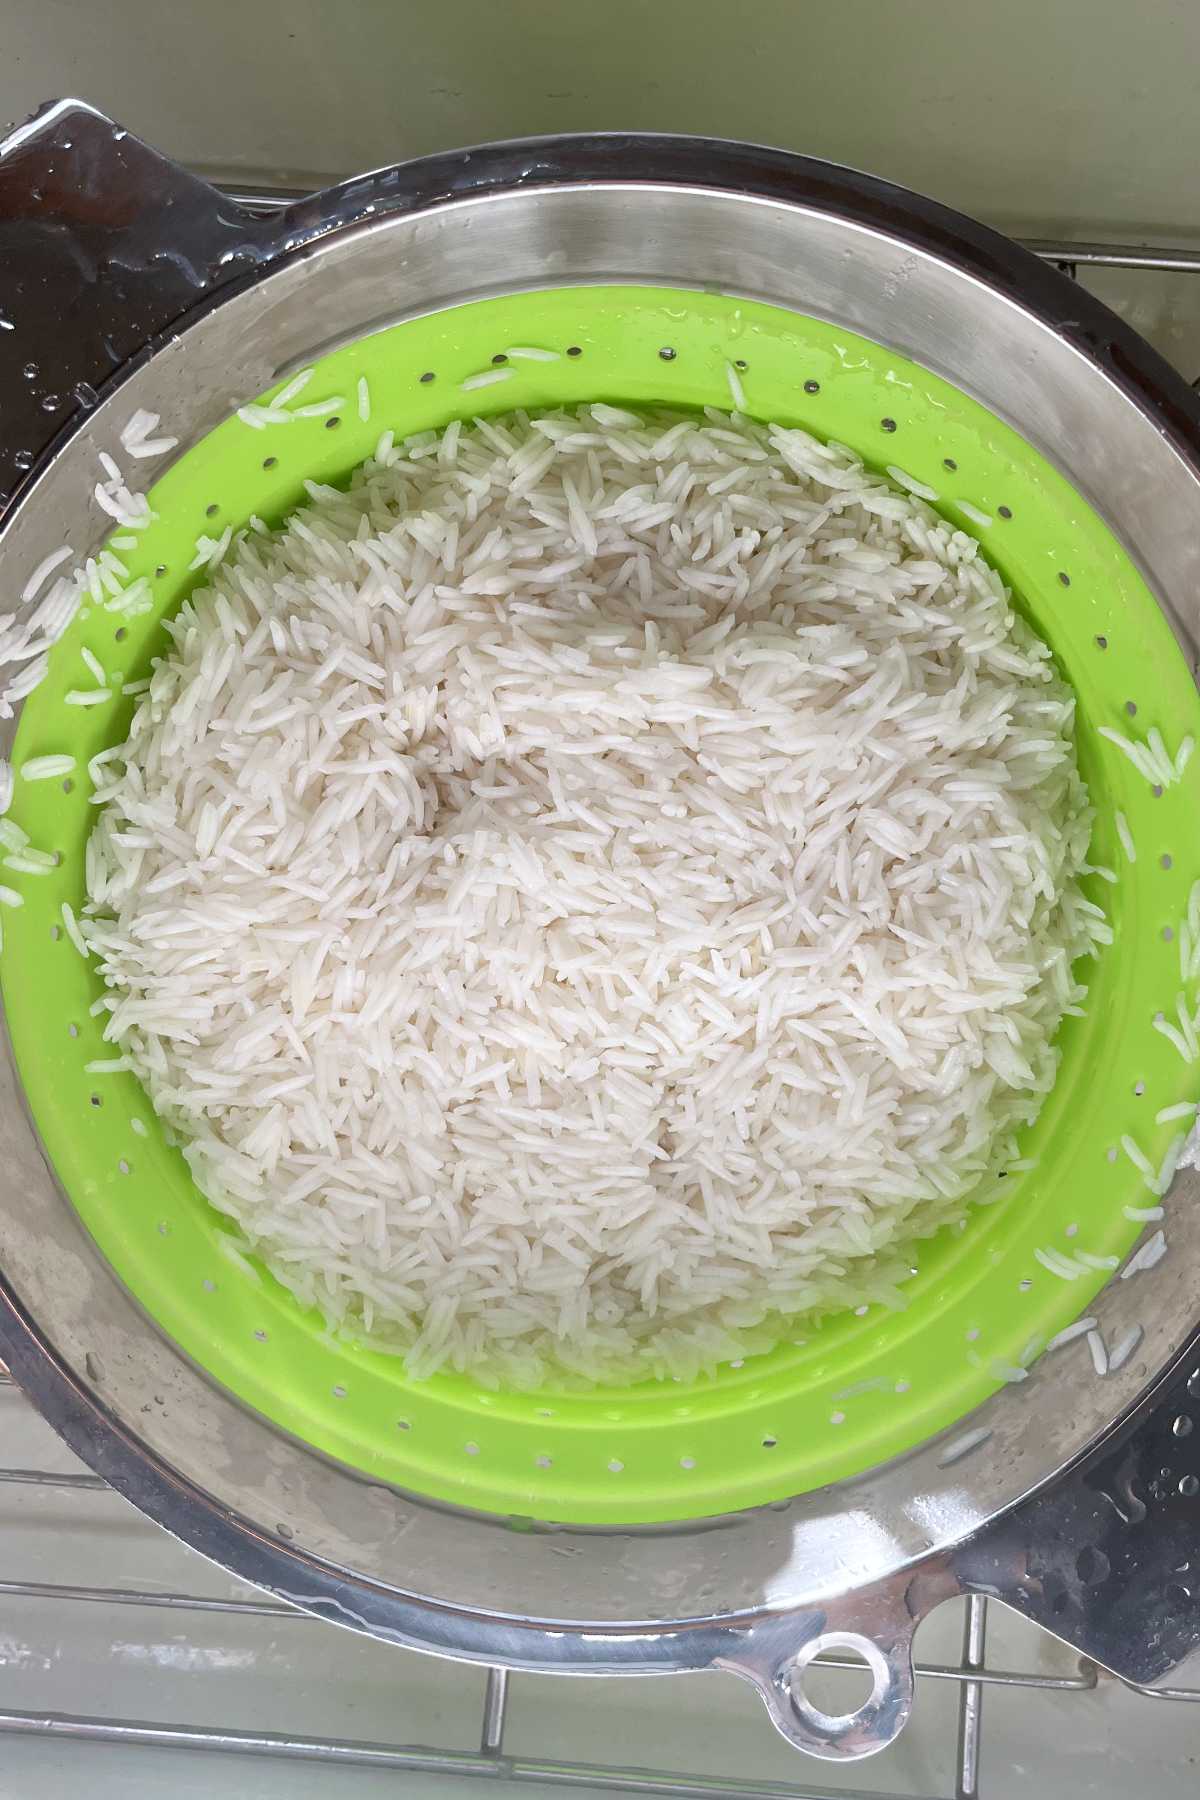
[4,285,1199,1525]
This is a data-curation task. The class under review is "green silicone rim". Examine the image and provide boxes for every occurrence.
[4,285,1199,1525]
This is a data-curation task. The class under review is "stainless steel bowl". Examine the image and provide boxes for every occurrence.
[1,101,1199,1763]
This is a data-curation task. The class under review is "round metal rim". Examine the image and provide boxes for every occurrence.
[0,131,1198,1660]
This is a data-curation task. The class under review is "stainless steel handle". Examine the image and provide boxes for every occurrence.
[713,1561,957,1760]
[0,99,271,512]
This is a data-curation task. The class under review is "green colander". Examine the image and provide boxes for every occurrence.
[5,281,1198,1528]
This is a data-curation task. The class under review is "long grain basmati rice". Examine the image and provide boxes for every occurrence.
[79,404,1102,1386]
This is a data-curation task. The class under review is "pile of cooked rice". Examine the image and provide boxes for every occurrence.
[81,404,1104,1386]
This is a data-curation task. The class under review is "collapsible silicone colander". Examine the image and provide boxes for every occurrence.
[6,274,1199,1526]
[3,112,1200,1764]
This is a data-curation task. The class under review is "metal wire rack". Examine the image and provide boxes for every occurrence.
[3,221,1200,1800]
[3,1344,1199,1799]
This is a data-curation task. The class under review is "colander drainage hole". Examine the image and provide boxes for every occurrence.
[465,1441,480,1455]
[262,457,277,470]
[253,1328,268,1342]
[1162,853,1173,869]
[829,1411,846,1426]
[1127,700,1139,716]
[332,1384,346,1399]
[1018,1277,1033,1292]
[998,505,1013,519]
[607,1458,624,1473]
[566,346,582,358]
[202,1278,216,1292]
[535,1454,552,1468]
[325,416,341,430]
[1135,1081,1146,1096]
[880,417,897,433]
[1107,1148,1119,1163]
[114,627,127,641]
[762,1435,778,1449]
[61,779,72,794]
[1058,571,1071,587]
[491,353,508,366]
[658,346,676,361]
[205,503,219,518]
[67,1023,78,1038]
[734,358,748,371]
[89,1092,101,1107]
[396,1419,411,1430]
[1095,635,1108,649]
[117,1158,129,1175]
[680,1456,696,1469]
[419,371,436,384]
[943,457,957,471]
[1164,926,1176,942]
[804,379,820,394]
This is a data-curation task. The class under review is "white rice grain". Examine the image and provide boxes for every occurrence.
[1046,1317,1097,1352]
[61,902,87,956]
[886,465,939,502]
[936,1426,992,1467]
[1121,1229,1167,1279]
[20,546,73,604]
[21,755,75,781]
[461,369,515,392]
[78,404,1103,1387]
[1115,810,1136,863]
[1106,1325,1143,1372]
[1120,1133,1157,1183]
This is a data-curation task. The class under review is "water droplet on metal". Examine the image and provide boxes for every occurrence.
[73,380,98,409]
[1188,1369,1200,1400]
[13,450,33,472]
[40,393,61,413]
[1180,1473,1199,1498]
[1173,1414,1193,1438]
[22,361,38,381]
